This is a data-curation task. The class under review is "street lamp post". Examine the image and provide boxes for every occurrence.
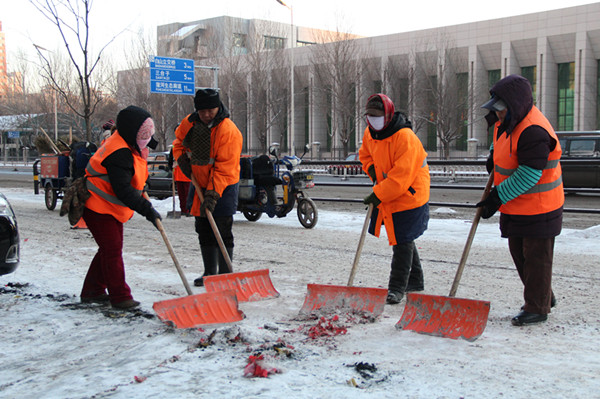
[276,0,295,155]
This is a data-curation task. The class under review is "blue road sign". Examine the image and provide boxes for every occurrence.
[149,55,195,95]
[7,131,20,139]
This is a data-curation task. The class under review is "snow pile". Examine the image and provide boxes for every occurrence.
[1,188,599,398]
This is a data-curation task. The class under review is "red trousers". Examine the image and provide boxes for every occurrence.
[81,207,133,304]
[176,180,190,213]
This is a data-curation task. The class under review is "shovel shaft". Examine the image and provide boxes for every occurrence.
[347,203,373,287]
[190,175,234,273]
[449,172,494,297]
[144,192,193,295]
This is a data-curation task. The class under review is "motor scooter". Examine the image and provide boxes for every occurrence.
[238,144,318,228]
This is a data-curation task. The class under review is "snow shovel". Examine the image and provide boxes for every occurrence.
[190,175,280,302]
[167,172,181,219]
[299,203,388,318]
[396,173,493,341]
[150,209,244,328]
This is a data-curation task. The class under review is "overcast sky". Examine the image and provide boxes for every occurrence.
[2,0,598,71]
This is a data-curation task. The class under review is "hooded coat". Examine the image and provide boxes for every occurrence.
[359,94,430,246]
[84,106,156,222]
[485,75,563,237]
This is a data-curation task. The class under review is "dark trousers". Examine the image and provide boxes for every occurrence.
[388,241,424,293]
[195,216,234,274]
[508,236,555,314]
[176,181,190,213]
[81,207,132,304]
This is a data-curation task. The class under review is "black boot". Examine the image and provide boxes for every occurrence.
[387,242,415,304]
[218,246,234,274]
[194,246,219,286]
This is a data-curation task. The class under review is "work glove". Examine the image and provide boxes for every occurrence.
[367,164,377,184]
[200,190,220,216]
[476,187,502,219]
[146,207,162,229]
[363,191,381,208]
[177,154,192,179]
[485,150,494,174]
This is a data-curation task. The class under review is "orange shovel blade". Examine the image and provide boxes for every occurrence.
[153,290,245,328]
[299,284,388,318]
[396,293,490,341]
[204,269,280,302]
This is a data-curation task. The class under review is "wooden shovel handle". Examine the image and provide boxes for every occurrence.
[155,218,194,295]
[347,203,374,287]
[143,192,193,296]
[449,172,495,297]
[190,175,234,273]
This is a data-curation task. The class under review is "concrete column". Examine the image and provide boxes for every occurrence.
[575,31,597,130]
[537,37,558,125]
[469,44,490,150]
[501,41,520,77]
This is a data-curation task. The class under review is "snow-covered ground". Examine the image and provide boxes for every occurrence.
[1,187,599,398]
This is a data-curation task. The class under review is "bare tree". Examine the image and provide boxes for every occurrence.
[410,33,471,159]
[310,29,369,158]
[30,0,123,141]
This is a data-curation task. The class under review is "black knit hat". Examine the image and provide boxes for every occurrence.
[116,105,151,143]
[194,89,221,110]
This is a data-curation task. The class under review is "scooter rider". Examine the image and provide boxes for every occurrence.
[172,89,243,287]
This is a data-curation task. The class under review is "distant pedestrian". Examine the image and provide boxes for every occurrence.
[359,93,430,305]
[477,74,563,326]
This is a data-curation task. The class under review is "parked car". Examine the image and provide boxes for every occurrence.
[0,193,20,276]
[146,152,173,199]
[328,153,363,175]
[557,131,600,188]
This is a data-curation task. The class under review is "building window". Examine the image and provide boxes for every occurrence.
[557,62,575,131]
[521,66,536,105]
[233,33,247,55]
[264,36,284,50]
[297,41,315,47]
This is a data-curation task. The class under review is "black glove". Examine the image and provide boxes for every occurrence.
[200,190,220,216]
[476,187,502,219]
[367,164,377,183]
[146,207,162,229]
[363,191,381,207]
[486,150,494,174]
[177,154,192,179]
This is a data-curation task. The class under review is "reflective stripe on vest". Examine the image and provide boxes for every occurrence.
[84,132,148,222]
[493,106,564,215]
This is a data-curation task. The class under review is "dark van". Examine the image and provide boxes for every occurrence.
[557,131,600,188]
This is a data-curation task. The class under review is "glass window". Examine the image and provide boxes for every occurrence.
[557,62,575,131]
[264,36,284,50]
[569,139,595,156]
[521,66,537,105]
[233,33,247,55]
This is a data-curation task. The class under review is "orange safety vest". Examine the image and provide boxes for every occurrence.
[493,106,564,215]
[84,132,149,223]
[173,164,191,183]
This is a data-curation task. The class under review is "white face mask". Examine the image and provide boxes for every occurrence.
[367,115,385,131]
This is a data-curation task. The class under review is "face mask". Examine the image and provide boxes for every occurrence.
[367,115,385,131]
[137,136,151,150]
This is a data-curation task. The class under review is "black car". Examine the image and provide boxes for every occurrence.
[0,193,20,276]
[146,152,173,199]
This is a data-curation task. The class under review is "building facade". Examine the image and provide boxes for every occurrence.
[156,4,600,159]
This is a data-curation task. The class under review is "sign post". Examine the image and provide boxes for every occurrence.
[149,56,195,95]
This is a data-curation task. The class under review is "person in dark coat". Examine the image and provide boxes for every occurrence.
[82,106,162,309]
[477,74,563,326]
